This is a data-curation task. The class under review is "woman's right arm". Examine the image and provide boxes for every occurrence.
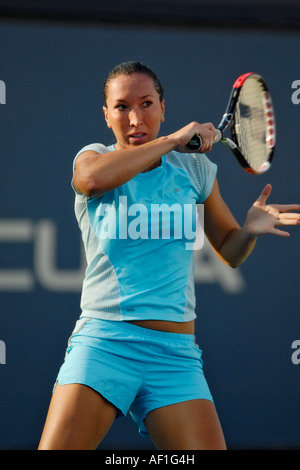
[73,122,216,197]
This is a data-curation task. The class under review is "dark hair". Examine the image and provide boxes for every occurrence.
[102,61,164,105]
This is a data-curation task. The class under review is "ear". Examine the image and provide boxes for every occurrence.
[161,100,165,123]
[103,106,112,128]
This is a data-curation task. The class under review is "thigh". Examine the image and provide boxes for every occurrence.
[38,383,118,450]
[144,399,226,450]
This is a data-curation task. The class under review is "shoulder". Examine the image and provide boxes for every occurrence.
[74,143,113,161]
[72,143,113,174]
[71,143,113,197]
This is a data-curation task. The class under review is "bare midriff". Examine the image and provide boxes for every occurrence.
[127,319,195,335]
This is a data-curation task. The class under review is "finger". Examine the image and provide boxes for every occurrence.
[271,204,300,212]
[270,227,291,237]
[277,212,300,221]
[201,143,213,153]
[276,216,300,226]
[202,122,217,134]
[255,184,272,205]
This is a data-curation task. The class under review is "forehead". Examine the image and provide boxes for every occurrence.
[106,73,158,101]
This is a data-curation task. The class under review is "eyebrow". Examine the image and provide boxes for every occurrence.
[114,95,154,102]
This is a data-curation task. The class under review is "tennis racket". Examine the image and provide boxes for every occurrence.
[188,72,276,174]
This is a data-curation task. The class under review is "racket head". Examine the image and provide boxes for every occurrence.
[229,73,275,174]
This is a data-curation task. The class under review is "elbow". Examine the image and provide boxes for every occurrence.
[221,252,250,269]
[84,178,102,197]
[218,254,242,269]
[227,260,242,269]
[73,172,105,197]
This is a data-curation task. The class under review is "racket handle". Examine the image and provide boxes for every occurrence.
[187,129,222,152]
[187,135,202,151]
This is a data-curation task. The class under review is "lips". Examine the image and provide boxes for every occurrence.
[129,133,146,139]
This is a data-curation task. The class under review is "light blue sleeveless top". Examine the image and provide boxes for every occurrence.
[72,143,217,322]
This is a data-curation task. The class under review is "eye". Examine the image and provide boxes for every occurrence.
[115,103,128,110]
[142,101,153,107]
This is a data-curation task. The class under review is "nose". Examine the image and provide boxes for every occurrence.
[129,107,143,127]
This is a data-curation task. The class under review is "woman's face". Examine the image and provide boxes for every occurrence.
[103,73,165,150]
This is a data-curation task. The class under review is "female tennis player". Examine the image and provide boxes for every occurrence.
[38,61,300,450]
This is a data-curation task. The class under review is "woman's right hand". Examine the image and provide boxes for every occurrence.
[170,121,217,153]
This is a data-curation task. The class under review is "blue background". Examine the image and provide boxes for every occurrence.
[0,15,300,449]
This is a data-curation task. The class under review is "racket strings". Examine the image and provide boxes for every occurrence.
[234,78,270,171]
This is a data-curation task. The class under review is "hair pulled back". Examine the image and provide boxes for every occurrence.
[103,61,164,105]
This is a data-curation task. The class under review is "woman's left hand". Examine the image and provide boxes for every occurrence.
[244,184,300,237]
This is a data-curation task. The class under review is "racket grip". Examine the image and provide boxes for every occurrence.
[187,129,222,152]
[187,135,202,151]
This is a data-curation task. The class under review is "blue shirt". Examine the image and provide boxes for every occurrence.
[72,143,217,322]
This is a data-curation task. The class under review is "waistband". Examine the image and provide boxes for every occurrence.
[80,317,196,344]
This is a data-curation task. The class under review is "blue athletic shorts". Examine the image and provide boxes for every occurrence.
[55,318,213,436]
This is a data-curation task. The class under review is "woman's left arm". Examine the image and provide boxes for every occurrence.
[204,179,300,268]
